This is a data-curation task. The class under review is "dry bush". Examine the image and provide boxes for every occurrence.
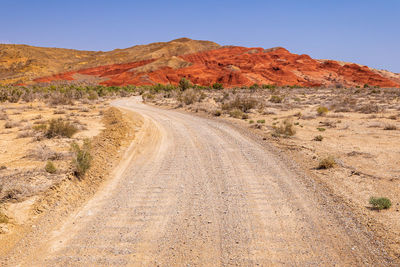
[17,130,36,138]
[45,161,57,174]
[4,121,20,129]
[53,109,66,114]
[0,210,9,224]
[317,156,336,169]
[357,104,381,114]
[317,106,329,116]
[32,114,42,120]
[269,95,284,103]
[222,97,258,112]
[26,144,66,161]
[47,92,74,106]
[313,135,324,141]
[272,119,296,137]
[179,89,204,105]
[228,109,244,119]
[319,120,336,128]
[71,139,92,178]
[384,124,397,130]
[0,113,8,120]
[46,119,78,138]
[332,97,357,113]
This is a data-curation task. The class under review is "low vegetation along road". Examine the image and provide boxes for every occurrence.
[11,97,395,266]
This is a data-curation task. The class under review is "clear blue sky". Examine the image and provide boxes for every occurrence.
[1,0,399,72]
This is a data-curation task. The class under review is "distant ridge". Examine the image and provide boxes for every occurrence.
[1,38,399,87]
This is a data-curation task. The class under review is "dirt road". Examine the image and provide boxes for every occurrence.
[5,97,396,266]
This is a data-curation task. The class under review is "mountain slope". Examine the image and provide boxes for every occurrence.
[0,38,220,85]
[1,38,399,87]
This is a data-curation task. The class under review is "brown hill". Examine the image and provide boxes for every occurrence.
[1,38,399,87]
[0,38,219,85]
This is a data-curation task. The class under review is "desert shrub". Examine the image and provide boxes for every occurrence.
[179,78,192,91]
[317,156,335,169]
[249,120,254,124]
[262,84,276,90]
[212,83,224,90]
[317,127,326,132]
[53,109,67,114]
[242,113,249,119]
[249,83,260,90]
[313,135,324,141]
[47,92,73,106]
[269,95,284,103]
[384,124,397,130]
[4,121,19,129]
[364,84,370,88]
[272,119,296,137]
[33,124,47,132]
[180,89,200,105]
[213,110,222,117]
[71,139,92,178]
[45,119,78,138]
[87,90,99,100]
[17,130,35,138]
[317,106,329,116]
[222,97,258,113]
[369,197,391,210]
[0,113,8,120]
[27,145,64,161]
[229,109,243,119]
[357,104,381,114]
[257,119,265,124]
[45,161,57,174]
[0,211,8,224]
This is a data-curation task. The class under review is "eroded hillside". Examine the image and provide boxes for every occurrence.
[1,38,399,87]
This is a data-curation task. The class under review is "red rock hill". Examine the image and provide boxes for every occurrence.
[4,38,400,88]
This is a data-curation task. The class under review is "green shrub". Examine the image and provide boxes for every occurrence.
[179,78,192,91]
[313,135,324,141]
[45,161,57,174]
[71,139,92,179]
[249,83,260,90]
[317,106,329,116]
[249,120,254,124]
[317,127,326,132]
[46,119,78,138]
[369,197,391,210]
[212,83,224,90]
[257,119,265,124]
[317,156,335,169]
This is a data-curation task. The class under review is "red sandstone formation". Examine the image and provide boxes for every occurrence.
[34,46,400,88]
